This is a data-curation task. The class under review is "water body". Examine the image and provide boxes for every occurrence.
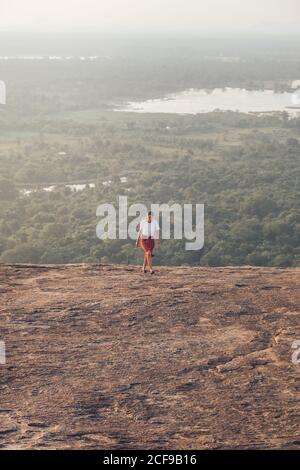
[20,178,128,196]
[20,183,96,196]
[0,56,101,61]
[116,87,300,116]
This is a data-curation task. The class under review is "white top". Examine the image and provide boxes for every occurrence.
[140,218,160,238]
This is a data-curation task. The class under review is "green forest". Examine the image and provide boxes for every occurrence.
[0,55,299,266]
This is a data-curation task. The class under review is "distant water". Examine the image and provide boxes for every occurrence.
[19,177,129,197]
[116,87,300,116]
[20,183,96,197]
[0,55,101,61]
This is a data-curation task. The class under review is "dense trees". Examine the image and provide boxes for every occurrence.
[0,109,299,267]
[0,57,299,266]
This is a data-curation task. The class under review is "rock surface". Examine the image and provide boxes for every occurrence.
[0,263,299,450]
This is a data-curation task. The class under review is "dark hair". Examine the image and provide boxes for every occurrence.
[148,211,152,216]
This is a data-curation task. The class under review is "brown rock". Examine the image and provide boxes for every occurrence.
[0,264,299,449]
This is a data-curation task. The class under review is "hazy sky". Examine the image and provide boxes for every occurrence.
[1,0,300,34]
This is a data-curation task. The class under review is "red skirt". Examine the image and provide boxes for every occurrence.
[139,237,155,255]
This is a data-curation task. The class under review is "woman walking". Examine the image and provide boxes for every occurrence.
[136,211,160,274]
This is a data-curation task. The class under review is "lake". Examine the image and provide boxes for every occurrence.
[19,177,129,197]
[116,87,300,116]
[20,183,96,197]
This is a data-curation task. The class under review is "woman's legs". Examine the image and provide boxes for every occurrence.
[146,251,153,273]
[142,253,147,272]
[141,240,155,273]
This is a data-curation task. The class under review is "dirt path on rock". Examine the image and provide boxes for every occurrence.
[0,264,299,449]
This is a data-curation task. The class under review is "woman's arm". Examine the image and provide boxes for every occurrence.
[136,223,141,247]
